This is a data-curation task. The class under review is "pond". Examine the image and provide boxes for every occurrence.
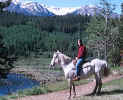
[0,73,40,96]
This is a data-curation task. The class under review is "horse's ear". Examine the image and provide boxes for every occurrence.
[57,50,60,53]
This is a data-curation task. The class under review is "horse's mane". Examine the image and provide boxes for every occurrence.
[57,51,72,65]
[62,54,72,65]
[62,54,71,60]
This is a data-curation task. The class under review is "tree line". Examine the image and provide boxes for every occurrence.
[0,12,120,63]
[0,11,92,56]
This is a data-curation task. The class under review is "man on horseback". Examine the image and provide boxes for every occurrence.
[73,39,86,81]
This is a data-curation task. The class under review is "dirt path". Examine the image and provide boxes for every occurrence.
[15,74,123,100]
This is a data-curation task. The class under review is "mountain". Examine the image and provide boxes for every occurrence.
[5,0,54,16]
[72,5,119,18]
[47,7,79,16]
[0,0,8,2]
[72,5,101,16]
[4,0,119,17]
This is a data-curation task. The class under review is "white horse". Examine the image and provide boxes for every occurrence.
[50,51,110,98]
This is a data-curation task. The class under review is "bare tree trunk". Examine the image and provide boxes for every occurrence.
[104,14,108,61]
[97,49,100,58]
[104,40,108,61]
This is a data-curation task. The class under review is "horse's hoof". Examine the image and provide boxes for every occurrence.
[72,95,76,98]
[96,92,101,96]
[86,92,95,96]
[68,96,71,100]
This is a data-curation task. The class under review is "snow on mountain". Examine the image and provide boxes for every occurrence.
[47,7,80,16]
[71,5,119,18]
[5,0,54,16]
[72,5,101,16]
[3,0,119,17]
[0,0,7,2]
[12,0,19,4]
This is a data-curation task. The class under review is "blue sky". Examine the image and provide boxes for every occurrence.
[23,0,122,14]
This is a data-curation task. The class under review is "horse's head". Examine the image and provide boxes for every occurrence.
[49,51,60,68]
[49,50,72,69]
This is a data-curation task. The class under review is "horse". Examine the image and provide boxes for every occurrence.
[49,51,110,98]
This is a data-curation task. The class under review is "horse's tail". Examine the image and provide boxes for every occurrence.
[103,62,110,77]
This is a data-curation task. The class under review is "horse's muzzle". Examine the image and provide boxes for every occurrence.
[49,64,54,69]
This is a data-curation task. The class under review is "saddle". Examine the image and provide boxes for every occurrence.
[72,59,89,70]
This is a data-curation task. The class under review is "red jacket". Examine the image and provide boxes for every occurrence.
[77,45,85,58]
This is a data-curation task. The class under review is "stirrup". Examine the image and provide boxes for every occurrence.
[73,76,80,81]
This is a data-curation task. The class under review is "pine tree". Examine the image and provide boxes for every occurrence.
[0,0,16,79]
[120,3,123,49]
[121,3,123,14]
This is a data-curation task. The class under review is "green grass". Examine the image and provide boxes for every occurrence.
[46,79,89,92]
[104,78,123,88]
[0,97,8,100]
[14,55,62,73]
[14,56,51,69]
[111,66,121,71]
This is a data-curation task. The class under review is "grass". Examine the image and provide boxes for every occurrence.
[14,56,51,69]
[104,78,123,89]
[46,79,90,92]
[14,55,62,73]
[110,66,121,71]
[0,97,8,100]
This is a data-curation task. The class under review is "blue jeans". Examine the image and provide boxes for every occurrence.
[76,58,83,76]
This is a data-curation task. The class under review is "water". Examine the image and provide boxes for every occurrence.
[0,73,40,96]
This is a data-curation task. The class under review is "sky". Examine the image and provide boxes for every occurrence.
[21,0,122,14]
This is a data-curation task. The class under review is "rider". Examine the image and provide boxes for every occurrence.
[73,39,86,81]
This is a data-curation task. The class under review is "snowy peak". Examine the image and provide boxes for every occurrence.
[47,5,102,16]
[4,0,119,17]
[72,5,119,17]
[12,0,20,4]
[0,0,10,2]
[6,1,54,16]
[47,7,80,15]
[72,5,101,16]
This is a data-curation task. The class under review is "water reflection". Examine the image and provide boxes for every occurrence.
[0,73,40,96]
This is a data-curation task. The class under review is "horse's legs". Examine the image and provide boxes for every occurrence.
[68,79,72,99]
[72,82,76,97]
[97,78,102,95]
[69,85,72,98]
[91,74,98,95]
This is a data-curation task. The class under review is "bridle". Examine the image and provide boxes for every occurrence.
[54,52,61,65]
